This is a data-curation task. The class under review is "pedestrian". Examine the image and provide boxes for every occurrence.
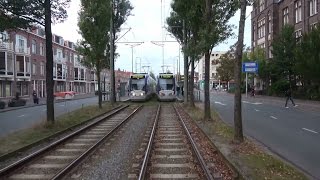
[251,86,255,97]
[32,90,39,104]
[285,88,297,108]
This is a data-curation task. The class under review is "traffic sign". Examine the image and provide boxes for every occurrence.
[242,62,258,73]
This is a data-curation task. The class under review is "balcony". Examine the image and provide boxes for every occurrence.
[0,42,14,51]
[15,45,30,55]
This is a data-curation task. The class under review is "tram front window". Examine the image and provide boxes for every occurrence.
[131,79,145,90]
[159,79,174,90]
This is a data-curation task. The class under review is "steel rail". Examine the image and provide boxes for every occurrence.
[138,104,161,180]
[52,105,143,179]
[0,105,130,177]
[0,105,123,162]
[173,105,214,180]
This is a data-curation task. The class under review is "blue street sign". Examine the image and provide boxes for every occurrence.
[242,62,258,73]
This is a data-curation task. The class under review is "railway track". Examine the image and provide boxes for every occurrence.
[0,105,142,180]
[135,104,214,180]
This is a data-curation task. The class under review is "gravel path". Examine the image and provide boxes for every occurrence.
[64,105,157,180]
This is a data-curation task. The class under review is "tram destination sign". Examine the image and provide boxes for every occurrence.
[131,74,145,79]
[242,62,258,73]
[159,74,174,79]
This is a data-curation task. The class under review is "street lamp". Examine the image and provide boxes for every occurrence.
[124,43,143,73]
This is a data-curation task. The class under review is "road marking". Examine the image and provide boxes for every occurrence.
[302,128,318,134]
[60,104,65,106]
[253,102,263,105]
[254,109,260,112]
[243,101,263,105]
[270,116,278,120]
[18,115,25,117]
[214,101,226,106]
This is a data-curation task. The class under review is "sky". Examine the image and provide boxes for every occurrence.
[52,0,252,75]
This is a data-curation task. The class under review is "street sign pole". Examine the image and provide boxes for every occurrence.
[245,72,248,97]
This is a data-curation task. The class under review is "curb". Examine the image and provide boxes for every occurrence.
[0,105,123,163]
[0,96,96,113]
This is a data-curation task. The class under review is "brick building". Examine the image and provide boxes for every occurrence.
[0,26,99,100]
[251,0,320,58]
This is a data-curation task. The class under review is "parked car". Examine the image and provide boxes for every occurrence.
[54,91,77,100]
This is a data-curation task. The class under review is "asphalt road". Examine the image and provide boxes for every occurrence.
[0,97,98,137]
[200,91,320,179]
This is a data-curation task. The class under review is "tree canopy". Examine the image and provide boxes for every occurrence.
[0,0,70,30]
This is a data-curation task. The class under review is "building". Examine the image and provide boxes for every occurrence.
[0,26,100,100]
[251,0,320,59]
[197,51,232,90]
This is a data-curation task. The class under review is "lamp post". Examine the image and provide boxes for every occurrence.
[125,43,143,73]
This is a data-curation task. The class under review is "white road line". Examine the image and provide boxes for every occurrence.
[302,128,318,134]
[270,116,278,120]
[18,115,25,117]
[242,101,263,105]
[254,109,260,112]
[214,101,226,106]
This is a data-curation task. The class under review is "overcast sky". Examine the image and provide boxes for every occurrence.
[52,0,252,75]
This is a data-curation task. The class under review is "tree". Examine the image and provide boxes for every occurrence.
[0,0,70,123]
[216,52,235,90]
[295,25,320,99]
[109,0,133,103]
[201,0,238,121]
[271,25,297,89]
[149,71,156,80]
[233,0,247,143]
[77,0,111,109]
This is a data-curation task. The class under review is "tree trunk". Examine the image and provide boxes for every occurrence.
[110,0,116,103]
[45,0,54,123]
[189,57,195,107]
[204,51,211,121]
[97,70,102,109]
[234,0,247,143]
[204,0,212,121]
[183,20,188,103]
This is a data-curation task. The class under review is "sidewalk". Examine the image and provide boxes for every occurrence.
[0,93,95,113]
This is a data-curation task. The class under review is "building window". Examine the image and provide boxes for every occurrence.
[259,0,265,12]
[310,0,318,16]
[268,12,272,34]
[40,62,44,76]
[283,7,289,25]
[253,22,256,41]
[40,43,44,56]
[295,29,302,42]
[295,0,302,23]
[310,22,318,30]
[31,39,36,54]
[32,62,37,75]
[258,18,266,39]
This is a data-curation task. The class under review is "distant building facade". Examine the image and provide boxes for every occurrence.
[0,27,131,100]
[251,0,320,58]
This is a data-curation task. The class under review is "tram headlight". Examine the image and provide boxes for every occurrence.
[140,93,144,96]
[132,92,136,96]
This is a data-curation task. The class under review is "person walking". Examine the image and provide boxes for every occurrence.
[285,88,297,108]
[32,90,39,104]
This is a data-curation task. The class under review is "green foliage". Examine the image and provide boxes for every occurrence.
[296,25,320,84]
[269,79,289,96]
[216,52,234,83]
[77,0,111,71]
[271,25,297,84]
[149,71,156,80]
[0,0,70,30]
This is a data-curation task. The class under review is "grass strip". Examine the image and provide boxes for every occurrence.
[183,104,308,180]
[0,103,114,156]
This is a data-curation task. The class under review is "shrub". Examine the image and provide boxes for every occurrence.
[0,101,5,109]
[8,99,26,107]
